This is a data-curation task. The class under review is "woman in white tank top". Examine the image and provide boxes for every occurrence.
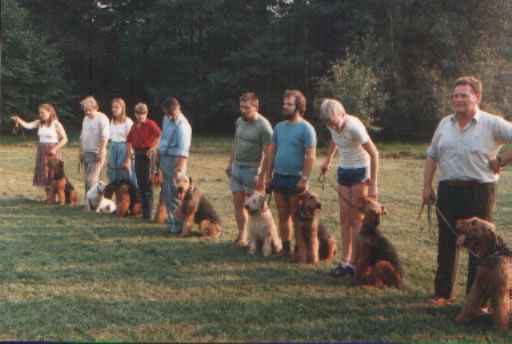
[318,99,380,277]
[11,103,68,199]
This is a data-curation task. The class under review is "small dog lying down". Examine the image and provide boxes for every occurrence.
[175,174,222,238]
[294,190,337,264]
[244,191,282,256]
[455,217,512,331]
[46,156,78,206]
[104,180,142,217]
[86,181,116,214]
[354,197,403,288]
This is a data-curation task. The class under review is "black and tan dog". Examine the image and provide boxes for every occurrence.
[455,217,512,331]
[354,197,403,288]
[294,190,337,264]
[175,174,221,238]
[46,156,78,206]
[104,180,142,217]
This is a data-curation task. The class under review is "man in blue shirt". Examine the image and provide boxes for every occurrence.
[265,89,317,256]
[158,97,192,233]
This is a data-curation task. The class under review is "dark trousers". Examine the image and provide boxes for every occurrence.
[435,181,495,299]
[135,149,152,219]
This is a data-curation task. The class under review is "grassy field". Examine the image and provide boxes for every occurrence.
[1,134,512,342]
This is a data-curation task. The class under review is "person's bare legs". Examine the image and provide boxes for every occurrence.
[347,182,368,266]
[338,184,353,264]
[233,191,249,246]
[274,192,293,255]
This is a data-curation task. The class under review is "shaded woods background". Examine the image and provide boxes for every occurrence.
[2,0,512,139]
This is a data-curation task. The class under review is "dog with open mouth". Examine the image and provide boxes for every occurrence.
[175,174,222,238]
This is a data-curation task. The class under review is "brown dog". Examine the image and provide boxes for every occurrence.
[294,191,337,264]
[175,174,221,238]
[354,197,402,288]
[455,217,512,331]
[46,156,77,206]
[104,180,142,217]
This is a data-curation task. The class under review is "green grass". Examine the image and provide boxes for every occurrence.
[1,134,512,342]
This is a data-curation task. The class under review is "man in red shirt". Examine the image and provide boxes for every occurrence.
[126,102,161,220]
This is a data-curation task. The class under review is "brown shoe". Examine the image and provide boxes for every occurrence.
[429,296,454,307]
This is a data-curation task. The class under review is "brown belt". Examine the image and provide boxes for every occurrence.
[442,179,482,187]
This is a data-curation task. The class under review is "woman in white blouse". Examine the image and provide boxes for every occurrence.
[107,98,135,184]
[11,103,68,200]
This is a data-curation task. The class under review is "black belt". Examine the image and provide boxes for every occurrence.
[442,179,482,187]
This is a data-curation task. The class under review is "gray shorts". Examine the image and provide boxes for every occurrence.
[229,164,259,193]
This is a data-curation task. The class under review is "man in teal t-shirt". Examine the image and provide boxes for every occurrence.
[265,89,317,256]
[226,92,273,246]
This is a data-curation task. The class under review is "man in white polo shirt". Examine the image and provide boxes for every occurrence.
[423,76,512,306]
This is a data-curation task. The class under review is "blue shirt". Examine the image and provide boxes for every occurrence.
[272,119,317,176]
[159,114,192,157]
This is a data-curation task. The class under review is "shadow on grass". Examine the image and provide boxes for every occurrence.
[0,294,504,342]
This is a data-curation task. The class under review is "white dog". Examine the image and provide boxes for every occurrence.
[244,192,282,256]
[86,181,116,214]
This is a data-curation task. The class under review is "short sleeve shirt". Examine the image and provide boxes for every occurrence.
[110,118,134,143]
[159,114,192,157]
[328,115,370,169]
[426,110,512,183]
[233,114,273,167]
[80,112,110,153]
[272,119,317,176]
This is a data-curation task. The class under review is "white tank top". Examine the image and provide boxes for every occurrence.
[38,121,59,144]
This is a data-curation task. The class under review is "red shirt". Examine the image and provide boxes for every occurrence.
[127,119,161,149]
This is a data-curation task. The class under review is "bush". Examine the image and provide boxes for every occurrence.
[315,53,388,127]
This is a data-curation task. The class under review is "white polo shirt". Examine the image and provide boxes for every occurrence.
[426,110,512,183]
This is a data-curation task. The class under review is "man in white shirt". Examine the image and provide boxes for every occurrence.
[79,96,110,208]
[423,76,512,306]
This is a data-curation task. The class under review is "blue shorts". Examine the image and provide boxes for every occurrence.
[229,164,259,193]
[337,167,368,187]
[270,173,302,195]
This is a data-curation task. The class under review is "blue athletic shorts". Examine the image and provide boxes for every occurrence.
[337,167,368,187]
[270,173,302,195]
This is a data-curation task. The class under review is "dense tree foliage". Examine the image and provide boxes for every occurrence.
[1,0,70,124]
[2,0,512,137]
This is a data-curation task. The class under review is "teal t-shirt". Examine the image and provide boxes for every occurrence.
[272,119,317,176]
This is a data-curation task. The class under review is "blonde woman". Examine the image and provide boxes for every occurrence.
[318,98,380,277]
[107,98,136,184]
[11,103,68,199]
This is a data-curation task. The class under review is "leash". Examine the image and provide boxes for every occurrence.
[11,120,25,137]
[417,193,436,234]
[318,172,358,210]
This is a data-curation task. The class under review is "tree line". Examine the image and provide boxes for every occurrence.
[2,0,512,138]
